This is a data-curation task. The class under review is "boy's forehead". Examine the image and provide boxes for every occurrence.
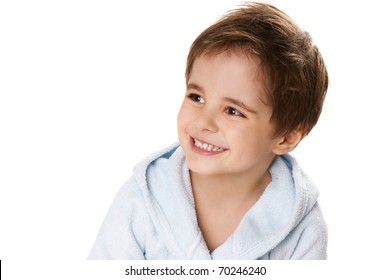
[194,49,268,81]
[191,48,269,93]
[190,51,271,106]
[198,48,259,63]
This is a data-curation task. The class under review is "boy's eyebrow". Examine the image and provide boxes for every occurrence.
[187,83,204,93]
[223,97,257,114]
[187,83,257,114]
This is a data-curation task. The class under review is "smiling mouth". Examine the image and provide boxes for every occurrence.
[192,137,226,152]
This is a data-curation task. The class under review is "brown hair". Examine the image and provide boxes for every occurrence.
[185,2,328,137]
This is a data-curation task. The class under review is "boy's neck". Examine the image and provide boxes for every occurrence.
[189,163,273,252]
[189,165,272,204]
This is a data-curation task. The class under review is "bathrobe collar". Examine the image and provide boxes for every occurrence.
[134,143,319,259]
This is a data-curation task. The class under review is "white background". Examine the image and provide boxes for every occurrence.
[1,0,389,275]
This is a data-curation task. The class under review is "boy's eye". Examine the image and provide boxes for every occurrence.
[225,107,245,117]
[187,93,205,104]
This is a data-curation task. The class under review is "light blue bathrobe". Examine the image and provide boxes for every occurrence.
[88,143,327,260]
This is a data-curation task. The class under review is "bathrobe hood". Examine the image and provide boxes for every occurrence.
[89,143,327,259]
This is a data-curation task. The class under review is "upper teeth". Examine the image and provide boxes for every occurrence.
[194,138,224,152]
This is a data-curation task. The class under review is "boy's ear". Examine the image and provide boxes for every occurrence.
[272,129,307,155]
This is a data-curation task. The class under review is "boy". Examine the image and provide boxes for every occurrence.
[88,2,328,260]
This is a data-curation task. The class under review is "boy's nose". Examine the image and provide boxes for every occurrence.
[194,108,218,133]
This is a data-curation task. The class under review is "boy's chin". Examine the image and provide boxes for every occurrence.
[187,164,225,177]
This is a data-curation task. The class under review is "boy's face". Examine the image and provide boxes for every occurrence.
[177,52,281,178]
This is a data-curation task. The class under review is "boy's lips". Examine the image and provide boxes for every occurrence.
[190,136,227,154]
